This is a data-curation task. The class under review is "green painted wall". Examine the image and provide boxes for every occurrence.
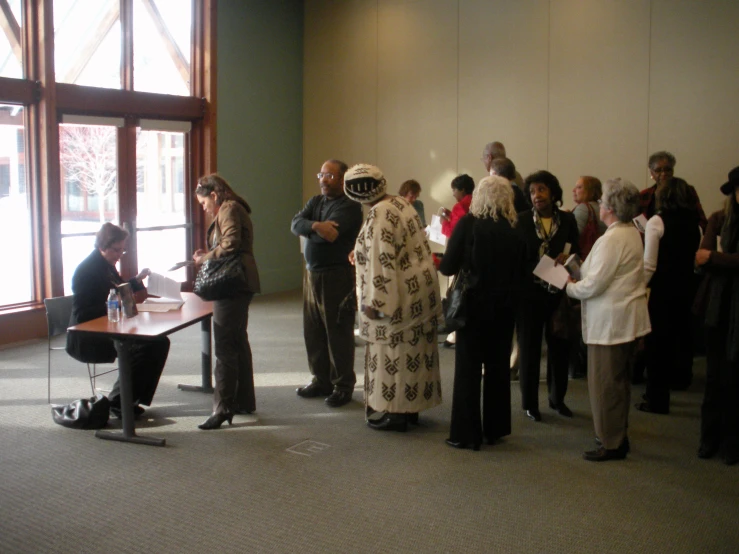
[217,0,304,293]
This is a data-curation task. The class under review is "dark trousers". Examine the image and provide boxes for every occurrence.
[213,293,255,415]
[450,310,515,446]
[701,324,739,455]
[516,292,570,411]
[109,337,169,407]
[303,267,356,392]
[646,296,694,400]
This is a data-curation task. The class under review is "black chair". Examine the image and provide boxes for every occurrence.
[44,295,117,403]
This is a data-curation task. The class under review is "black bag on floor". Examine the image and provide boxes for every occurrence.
[51,394,110,430]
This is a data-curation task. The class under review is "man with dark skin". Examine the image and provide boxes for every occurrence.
[291,160,363,407]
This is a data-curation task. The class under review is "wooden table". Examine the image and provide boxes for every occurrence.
[68,292,213,446]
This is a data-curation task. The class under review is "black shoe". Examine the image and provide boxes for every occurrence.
[583,446,627,462]
[595,437,630,453]
[325,389,352,407]
[445,438,480,451]
[442,340,455,349]
[367,413,407,432]
[549,400,573,417]
[525,409,542,422]
[635,402,669,415]
[110,405,145,419]
[697,443,719,459]
[725,451,739,466]
[296,382,333,398]
[198,412,234,430]
[406,412,419,425]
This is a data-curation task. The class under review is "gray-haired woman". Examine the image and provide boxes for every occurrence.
[566,178,651,461]
[439,176,527,450]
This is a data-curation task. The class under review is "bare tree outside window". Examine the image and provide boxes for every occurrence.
[59,124,117,223]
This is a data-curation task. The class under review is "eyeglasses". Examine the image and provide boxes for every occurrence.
[317,172,335,180]
[651,166,674,174]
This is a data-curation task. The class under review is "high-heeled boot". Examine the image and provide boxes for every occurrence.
[198,411,234,430]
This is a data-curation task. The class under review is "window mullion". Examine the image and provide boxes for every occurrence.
[121,0,134,90]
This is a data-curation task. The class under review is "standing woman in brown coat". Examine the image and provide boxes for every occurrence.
[193,174,261,429]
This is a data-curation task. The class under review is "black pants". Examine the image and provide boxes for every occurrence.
[450,310,515,446]
[701,323,739,456]
[303,267,356,392]
[516,291,570,411]
[109,337,169,407]
[213,293,255,415]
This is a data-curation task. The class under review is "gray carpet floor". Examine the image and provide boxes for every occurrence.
[0,289,737,554]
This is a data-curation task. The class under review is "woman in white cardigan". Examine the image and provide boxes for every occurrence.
[566,178,651,462]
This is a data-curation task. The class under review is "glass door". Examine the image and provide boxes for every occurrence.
[134,120,190,282]
[59,118,121,294]
[60,117,191,293]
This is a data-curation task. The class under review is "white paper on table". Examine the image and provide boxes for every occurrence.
[139,272,184,310]
[532,254,570,290]
[137,302,183,312]
[427,214,447,246]
[633,214,648,234]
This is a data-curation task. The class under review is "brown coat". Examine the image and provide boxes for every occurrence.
[202,199,261,294]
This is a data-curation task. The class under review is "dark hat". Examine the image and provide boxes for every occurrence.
[720,166,739,195]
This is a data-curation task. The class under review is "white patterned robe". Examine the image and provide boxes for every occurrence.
[355,196,443,413]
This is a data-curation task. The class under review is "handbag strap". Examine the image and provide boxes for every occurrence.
[462,216,475,272]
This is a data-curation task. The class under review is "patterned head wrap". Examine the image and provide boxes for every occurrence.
[344,164,387,204]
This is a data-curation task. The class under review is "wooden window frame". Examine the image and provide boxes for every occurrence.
[0,0,216,346]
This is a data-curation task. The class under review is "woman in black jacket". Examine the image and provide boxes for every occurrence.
[439,176,527,450]
[66,223,169,418]
[694,167,739,465]
[516,170,580,422]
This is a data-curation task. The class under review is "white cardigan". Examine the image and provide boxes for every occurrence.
[566,221,651,345]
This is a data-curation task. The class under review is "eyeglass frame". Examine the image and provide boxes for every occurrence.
[317,172,336,180]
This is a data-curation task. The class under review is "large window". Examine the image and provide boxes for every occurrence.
[0,0,214,329]
[0,104,31,305]
[0,0,23,79]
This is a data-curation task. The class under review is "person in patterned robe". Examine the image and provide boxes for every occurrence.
[344,164,443,432]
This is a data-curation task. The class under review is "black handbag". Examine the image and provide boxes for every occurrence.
[440,218,477,333]
[193,253,245,301]
[51,394,110,430]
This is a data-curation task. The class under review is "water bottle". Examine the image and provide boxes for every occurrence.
[107,289,120,323]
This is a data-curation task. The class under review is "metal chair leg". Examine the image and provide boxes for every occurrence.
[86,363,96,396]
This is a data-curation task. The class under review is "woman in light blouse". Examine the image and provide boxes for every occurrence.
[566,178,651,461]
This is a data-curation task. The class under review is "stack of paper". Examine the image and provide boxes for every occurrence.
[137,273,185,311]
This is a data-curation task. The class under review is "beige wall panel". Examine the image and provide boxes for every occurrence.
[303,0,378,201]
[549,0,650,210]
[649,0,739,216]
[376,0,459,216]
[458,0,550,186]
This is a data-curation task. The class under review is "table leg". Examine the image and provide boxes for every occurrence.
[95,338,166,447]
[177,315,214,393]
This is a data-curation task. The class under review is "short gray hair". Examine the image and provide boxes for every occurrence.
[602,178,640,222]
[469,175,517,225]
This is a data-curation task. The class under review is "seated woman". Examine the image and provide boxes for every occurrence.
[66,223,170,418]
[439,176,527,450]
[399,179,426,227]
[566,179,651,461]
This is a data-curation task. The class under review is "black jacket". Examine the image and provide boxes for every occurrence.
[65,249,143,363]
[439,214,528,321]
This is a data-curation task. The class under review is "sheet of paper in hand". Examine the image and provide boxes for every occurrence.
[428,214,447,246]
[532,254,570,290]
[138,272,184,311]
